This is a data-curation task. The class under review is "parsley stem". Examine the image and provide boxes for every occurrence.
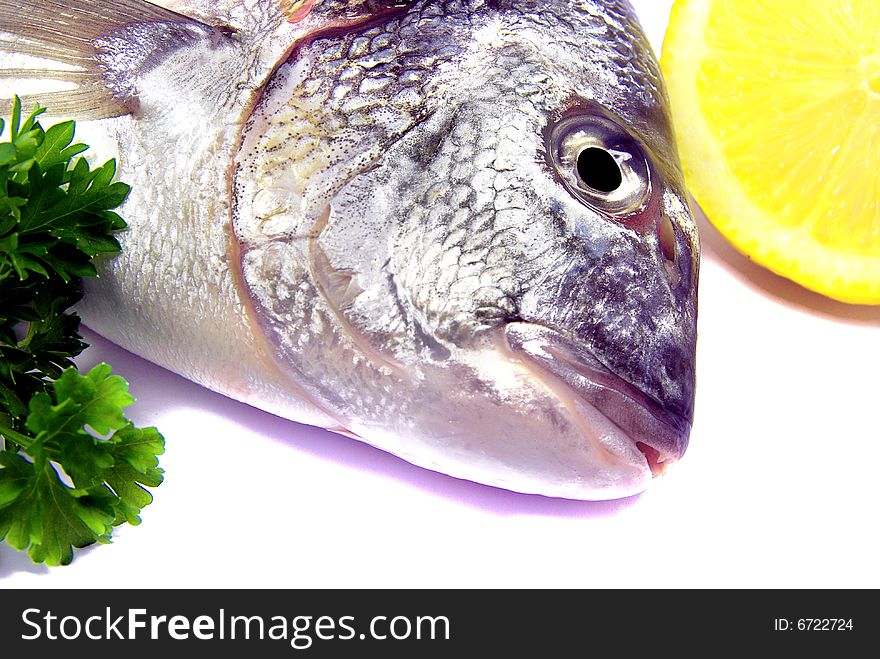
[0,423,34,450]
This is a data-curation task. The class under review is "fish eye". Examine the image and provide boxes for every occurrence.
[550,114,651,215]
[577,147,622,193]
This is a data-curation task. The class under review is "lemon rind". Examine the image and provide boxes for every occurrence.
[661,0,880,305]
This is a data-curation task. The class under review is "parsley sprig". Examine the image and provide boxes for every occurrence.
[0,98,164,566]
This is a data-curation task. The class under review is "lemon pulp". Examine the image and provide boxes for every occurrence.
[662,0,880,303]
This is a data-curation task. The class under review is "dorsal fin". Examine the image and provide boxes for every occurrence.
[0,0,232,119]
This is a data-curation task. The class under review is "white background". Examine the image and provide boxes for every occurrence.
[3,0,879,588]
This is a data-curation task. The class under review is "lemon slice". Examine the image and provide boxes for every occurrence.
[661,0,880,304]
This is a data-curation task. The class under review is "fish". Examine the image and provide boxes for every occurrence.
[0,0,699,500]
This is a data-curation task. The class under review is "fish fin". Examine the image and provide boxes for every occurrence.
[311,243,364,310]
[327,425,363,440]
[309,241,404,374]
[279,0,318,23]
[0,0,232,119]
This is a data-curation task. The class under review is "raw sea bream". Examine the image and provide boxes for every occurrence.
[0,0,698,499]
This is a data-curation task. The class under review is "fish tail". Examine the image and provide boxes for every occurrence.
[0,0,229,119]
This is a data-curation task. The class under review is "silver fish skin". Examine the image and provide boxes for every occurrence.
[0,0,698,500]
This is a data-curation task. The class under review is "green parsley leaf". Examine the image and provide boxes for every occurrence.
[0,97,164,566]
[0,451,117,567]
[0,364,165,566]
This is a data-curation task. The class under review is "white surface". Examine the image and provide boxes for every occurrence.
[3,0,879,588]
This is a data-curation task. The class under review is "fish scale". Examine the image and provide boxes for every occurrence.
[0,0,699,499]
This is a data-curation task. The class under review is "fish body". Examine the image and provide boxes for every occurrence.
[0,0,698,500]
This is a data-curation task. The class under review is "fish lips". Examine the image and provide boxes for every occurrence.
[502,322,691,477]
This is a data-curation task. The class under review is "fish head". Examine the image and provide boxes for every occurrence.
[380,4,696,494]
[505,98,699,477]
[235,0,697,499]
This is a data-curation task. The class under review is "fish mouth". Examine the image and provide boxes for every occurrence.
[502,322,690,478]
